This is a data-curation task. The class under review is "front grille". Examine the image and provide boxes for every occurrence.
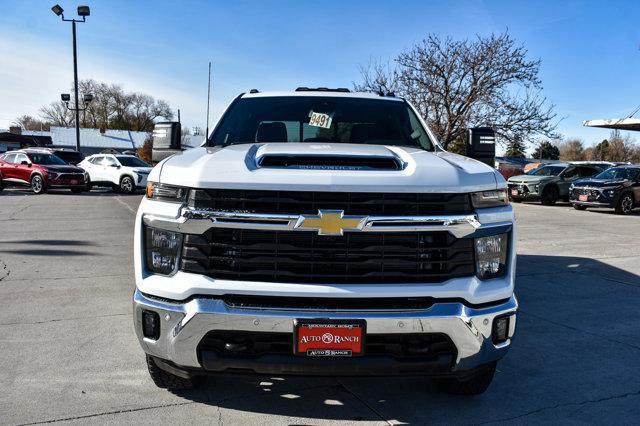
[53,173,84,181]
[572,188,600,197]
[198,330,456,361]
[188,189,472,216]
[181,229,475,284]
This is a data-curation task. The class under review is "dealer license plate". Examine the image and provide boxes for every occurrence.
[294,319,365,357]
[70,180,79,185]
[579,195,588,201]
[511,189,519,196]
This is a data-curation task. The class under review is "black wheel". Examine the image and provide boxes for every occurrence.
[615,193,634,215]
[573,204,587,211]
[540,187,558,205]
[30,175,46,194]
[146,355,204,390]
[0,177,4,191]
[120,176,135,194]
[434,362,497,395]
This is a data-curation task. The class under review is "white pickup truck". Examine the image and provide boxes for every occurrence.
[133,88,517,395]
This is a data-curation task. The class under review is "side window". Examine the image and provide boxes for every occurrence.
[580,167,598,177]
[3,153,16,163]
[101,157,117,166]
[15,154,29,164]
[562,167,579,179]
[89,156,102,164]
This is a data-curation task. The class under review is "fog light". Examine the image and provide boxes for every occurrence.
[142,310,160,340]
[492,316,510,344]
[145,227,183,275]
[475,233,508,279]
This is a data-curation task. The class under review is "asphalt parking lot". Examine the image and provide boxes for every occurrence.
[1,190,639,425]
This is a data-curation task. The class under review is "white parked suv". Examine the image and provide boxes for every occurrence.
[79,154,152,193]
[133,88,517,395]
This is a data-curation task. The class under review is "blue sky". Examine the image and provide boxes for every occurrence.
[1,0,639,150]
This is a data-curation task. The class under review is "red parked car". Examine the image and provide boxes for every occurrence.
[0,149,88,194]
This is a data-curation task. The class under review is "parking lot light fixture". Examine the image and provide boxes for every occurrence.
[51,4,63,16]
[77,5,90,16]
[51,4,90,152]
[61,93,71,102]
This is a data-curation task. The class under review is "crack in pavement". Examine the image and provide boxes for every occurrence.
[0,259,9,281]
[0,312,129,327]
[518,310,640,352]
[474,388,640,425]
[337,380,393,426]
[1,273,129,283]
[17,400,196,425]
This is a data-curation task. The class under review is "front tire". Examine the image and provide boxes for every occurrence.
[146,355,204,390]
[434,362,497,395]
[119,176,135,194]
[615,193,634,215]
[540,187,558,205]
[31,175,46,194]
[573,204,587,210]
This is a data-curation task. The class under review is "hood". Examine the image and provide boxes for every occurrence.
[508,174,556,184]
[132,167,152,174]
[41,165,84,173]
[572,178,629,188]
[153,143,500,193]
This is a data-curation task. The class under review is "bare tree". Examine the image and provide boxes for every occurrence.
[558,138,586,161]
[37,79,173,132]
[607,130,637,162]
[39,102,74,127]
[355,33,559,151]
[12,115,50,131]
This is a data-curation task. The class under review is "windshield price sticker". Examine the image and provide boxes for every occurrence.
[309,111,333,129]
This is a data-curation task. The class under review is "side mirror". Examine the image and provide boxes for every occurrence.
[111,164,120,168]
[152,121,182,163]
[465,127,495,167]
[21,161,30,166]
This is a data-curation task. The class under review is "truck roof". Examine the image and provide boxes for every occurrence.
[240,89,404,102]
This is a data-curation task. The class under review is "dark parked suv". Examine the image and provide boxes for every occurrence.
[508,162,612,205]
[0,149,88,194]
[570,165,640,214]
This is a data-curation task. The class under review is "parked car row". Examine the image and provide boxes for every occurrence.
[507,161,640,215]
[0,148,152,195]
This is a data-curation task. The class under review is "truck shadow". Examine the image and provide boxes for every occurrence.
[165,254,640,423]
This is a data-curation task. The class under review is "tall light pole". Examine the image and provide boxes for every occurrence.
[51,4,90,152]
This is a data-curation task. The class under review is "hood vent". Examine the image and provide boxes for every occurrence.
[258,155,403,171]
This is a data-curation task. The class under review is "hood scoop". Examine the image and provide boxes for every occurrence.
[253,143,405,171]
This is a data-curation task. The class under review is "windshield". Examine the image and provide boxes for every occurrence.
[55,151,84,164]
[529,165,565,176]
[26,153,67,165]
[595,167,640,181]
[209,96,434,150]
[116,156,150,167]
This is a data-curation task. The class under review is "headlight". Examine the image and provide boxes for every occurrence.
[471,189,509,208]
[475,233,508,280]
[145,227,183,275]
[146,181,187,202]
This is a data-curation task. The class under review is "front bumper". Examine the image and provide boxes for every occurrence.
[507,184,539,199]
[133,289,517,376]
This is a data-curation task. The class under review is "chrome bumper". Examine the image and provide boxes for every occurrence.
[133,289,517,373]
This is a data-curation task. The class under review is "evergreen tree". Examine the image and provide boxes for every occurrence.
[532,141,560,160]
[505,137,527,158]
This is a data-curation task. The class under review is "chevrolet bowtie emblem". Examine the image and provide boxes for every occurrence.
[296,210,367,236]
